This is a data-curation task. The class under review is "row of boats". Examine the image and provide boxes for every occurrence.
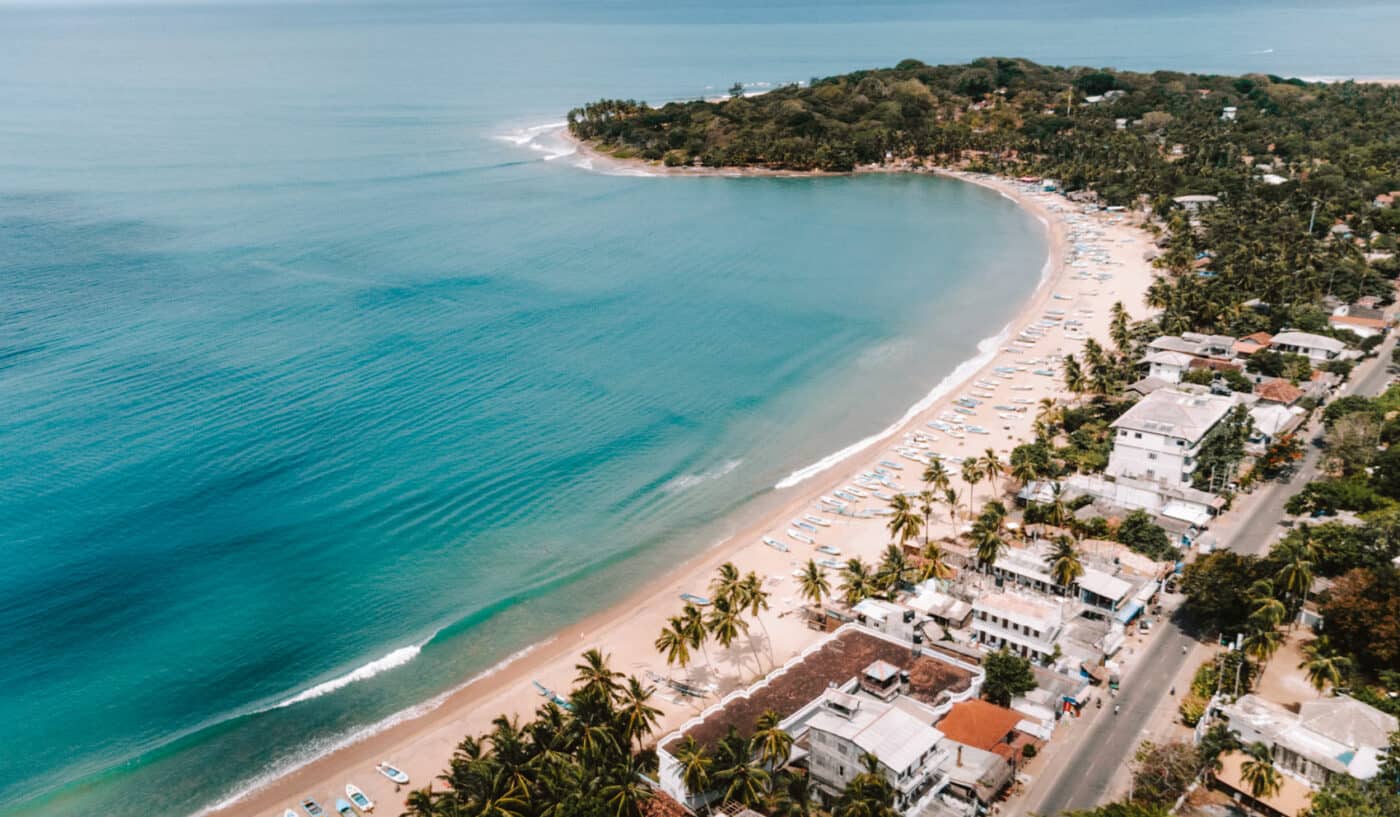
[283,764,406,817]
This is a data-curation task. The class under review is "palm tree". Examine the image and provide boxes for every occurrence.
[840,558,875,606]
[961,459,983,519]
[752,709,794,769]
[601,756,653,817]
[682,602,712,669]
[711,562,743,607]
[798,559,830,610]
[1062,354,1088,399]
[714,728,771,807]
[1010,457,1039,491]
[916,540,953,582]
[1034,397,1062,442]
[740,570,772,667]
[1274,532,1316,624]
[942,487,958,525]
[403,785,439,817]
[1240,742,1282,800]
[1045,535,1084,592]
[1110,301,1133,355]
[656,616,692,671]
[673,736,713,803]
[875,543,910,595]
[575,648,624,703]
[767,769,816,817]
[1300,635,1352,695]
[916,489,937,545]
[1244,625,1283,669]
[981,448,1003,498]
[923,459,951,495]
[972,523,1005,572]
[886,493,922,548]
[617,676,663,749]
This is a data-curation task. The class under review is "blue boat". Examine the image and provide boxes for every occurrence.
[335,799,358,817]
[679,593,711,606]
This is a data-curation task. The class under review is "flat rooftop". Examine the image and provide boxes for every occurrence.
[661,627,975,753]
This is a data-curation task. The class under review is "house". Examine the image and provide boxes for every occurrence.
[1142,350,1193,383]
[905,582,973,630]
[1221,106,1238,121]
[1234,332,1274,356]
[1260,173,1289,185]
[1107,388,1236,486]
[655,626,979,811]
[1213,750,1315,817]
[1372,191,1399,208]
[971,592,1064,662]
[1212,694,1398,787]
[1329,303,1389,338]
[1068,472,1226,529]
[1147,332,1235,360]
[1173,194,1219,213]
[805,688,951,811]
[852,598,916,641]
[1249,402,1306,449]
[1271,330,1347,361]
[1256,378,1304,406]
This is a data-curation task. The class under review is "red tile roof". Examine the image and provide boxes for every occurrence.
[1256,379,1304,405]
[935,699,1024,751]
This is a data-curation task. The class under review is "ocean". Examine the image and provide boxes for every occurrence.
[2,2,1397,815]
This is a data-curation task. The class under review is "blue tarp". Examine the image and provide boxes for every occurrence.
[1115,600,1145,624]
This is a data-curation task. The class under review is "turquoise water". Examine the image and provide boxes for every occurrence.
[3,2,1397,816]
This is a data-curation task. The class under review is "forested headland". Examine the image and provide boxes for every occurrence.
[569,58,1400,336]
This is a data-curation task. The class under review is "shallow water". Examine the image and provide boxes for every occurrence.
[2,1,1396,815]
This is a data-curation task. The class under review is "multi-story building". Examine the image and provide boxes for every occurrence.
[1106,388,1235,486]
[805,689,951,811]
[970,593,1064,662]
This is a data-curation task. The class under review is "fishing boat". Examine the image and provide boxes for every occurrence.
[763,536,789,552]
[843,486,867,498]
[817,545,841,556]
[285,810,299,817]
[1010,385,1033,391]
[834,490,859,502]
[793,519,819,533]
[302,800,326,817]
[968,426,990,435]
[346,784,374,812]
[804,514,831,527]
[375,763,409,785]
[947,430,966,439]
[871,490,893,501]
[679,593,711,606]
[954,407,975,415]
[878,460,903,471]
[785,529,814,544]
[818,558,843,569]
[532,680,551,696]
[335,799,357,817]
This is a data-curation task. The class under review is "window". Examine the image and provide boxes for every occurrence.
[1147,453,1157,461]
[1134,432,1142,439]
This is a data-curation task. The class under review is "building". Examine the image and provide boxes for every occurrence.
[656,626,980,811]
[1256,379,1304,406]
[1107,388,1236,486]
[1271,331,1347,361]
[906,582,973,630]
[806,689,951,810]
[1234,332,1274,356]
[1329,303,1389,338]
[1142,350,1193,383]
[971,592,1064,662]
[1173,194,1219,213]
[852,598,917,641]
[1213,694,1398,787]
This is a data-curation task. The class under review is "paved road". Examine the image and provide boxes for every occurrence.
[1030,336,1396,816]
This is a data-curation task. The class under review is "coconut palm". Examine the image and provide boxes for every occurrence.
[1240,742,1282,800]
[705,596,748,661]
[917,540,953,582]
[403,785,439,817]
[655,616,692,671]
[1045,482,1071,531]
[840,558,875,606]
[752,709,794,769]
[1274,532,1316,623]
[1035,398,1062,441]
[711,562,743,607]
[617,676,663,749]
[1300,635,1352,695]
[1062,354,1088,399]
[1011,457,1040,491]
[681,602,712,668]
[1110,301,1132,355]
[916,489,937,545]
[886,493,923,548]
[981,448,1003,497]
[714,727,771,807]
[923,459,951,494]
[1045,535,1084,592]
[1244,625,1283,668]
[601,755,654,817]
[740,570,772,667]
[574,648,624,704]
[798,559,830,610]
[673,735,713,802]
[767,769,817,817]
[875,543,910,595]
[942,487,958,525]
[961,459,983,519]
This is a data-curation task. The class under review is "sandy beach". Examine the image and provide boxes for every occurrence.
[210,155,1158,817]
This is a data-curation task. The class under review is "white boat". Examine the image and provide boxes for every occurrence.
[878,460,903,471]
[804,514,831,527]
[793,519,819,532]
[817,545,841,556]
[763,536,789,552]
[376,762,409,785]
[346,784,374,812]
[786,529,814,545]
[285,811,299,817]
[843,486,867,498]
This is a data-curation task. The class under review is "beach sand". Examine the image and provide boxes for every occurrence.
[209,160,1158,817]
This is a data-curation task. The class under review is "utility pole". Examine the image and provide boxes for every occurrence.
[1308,199,1320,233]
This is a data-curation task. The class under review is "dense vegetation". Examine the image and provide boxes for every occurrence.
[571,58,1400,336]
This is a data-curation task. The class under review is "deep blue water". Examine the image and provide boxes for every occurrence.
[3,2,1398,816]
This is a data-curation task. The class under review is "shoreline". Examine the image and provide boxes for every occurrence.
[203,154,1157,817]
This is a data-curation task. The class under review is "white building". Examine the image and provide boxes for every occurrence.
[1106,388,1235,486]
[1270,331,1346,362]
[1142,350,1193,383]
[806,689,952,810]
[1214,694,1398,786]
[971,593,1064,662]
[852,598,916,641]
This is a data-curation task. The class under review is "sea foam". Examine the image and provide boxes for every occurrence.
[273,644,424,709]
